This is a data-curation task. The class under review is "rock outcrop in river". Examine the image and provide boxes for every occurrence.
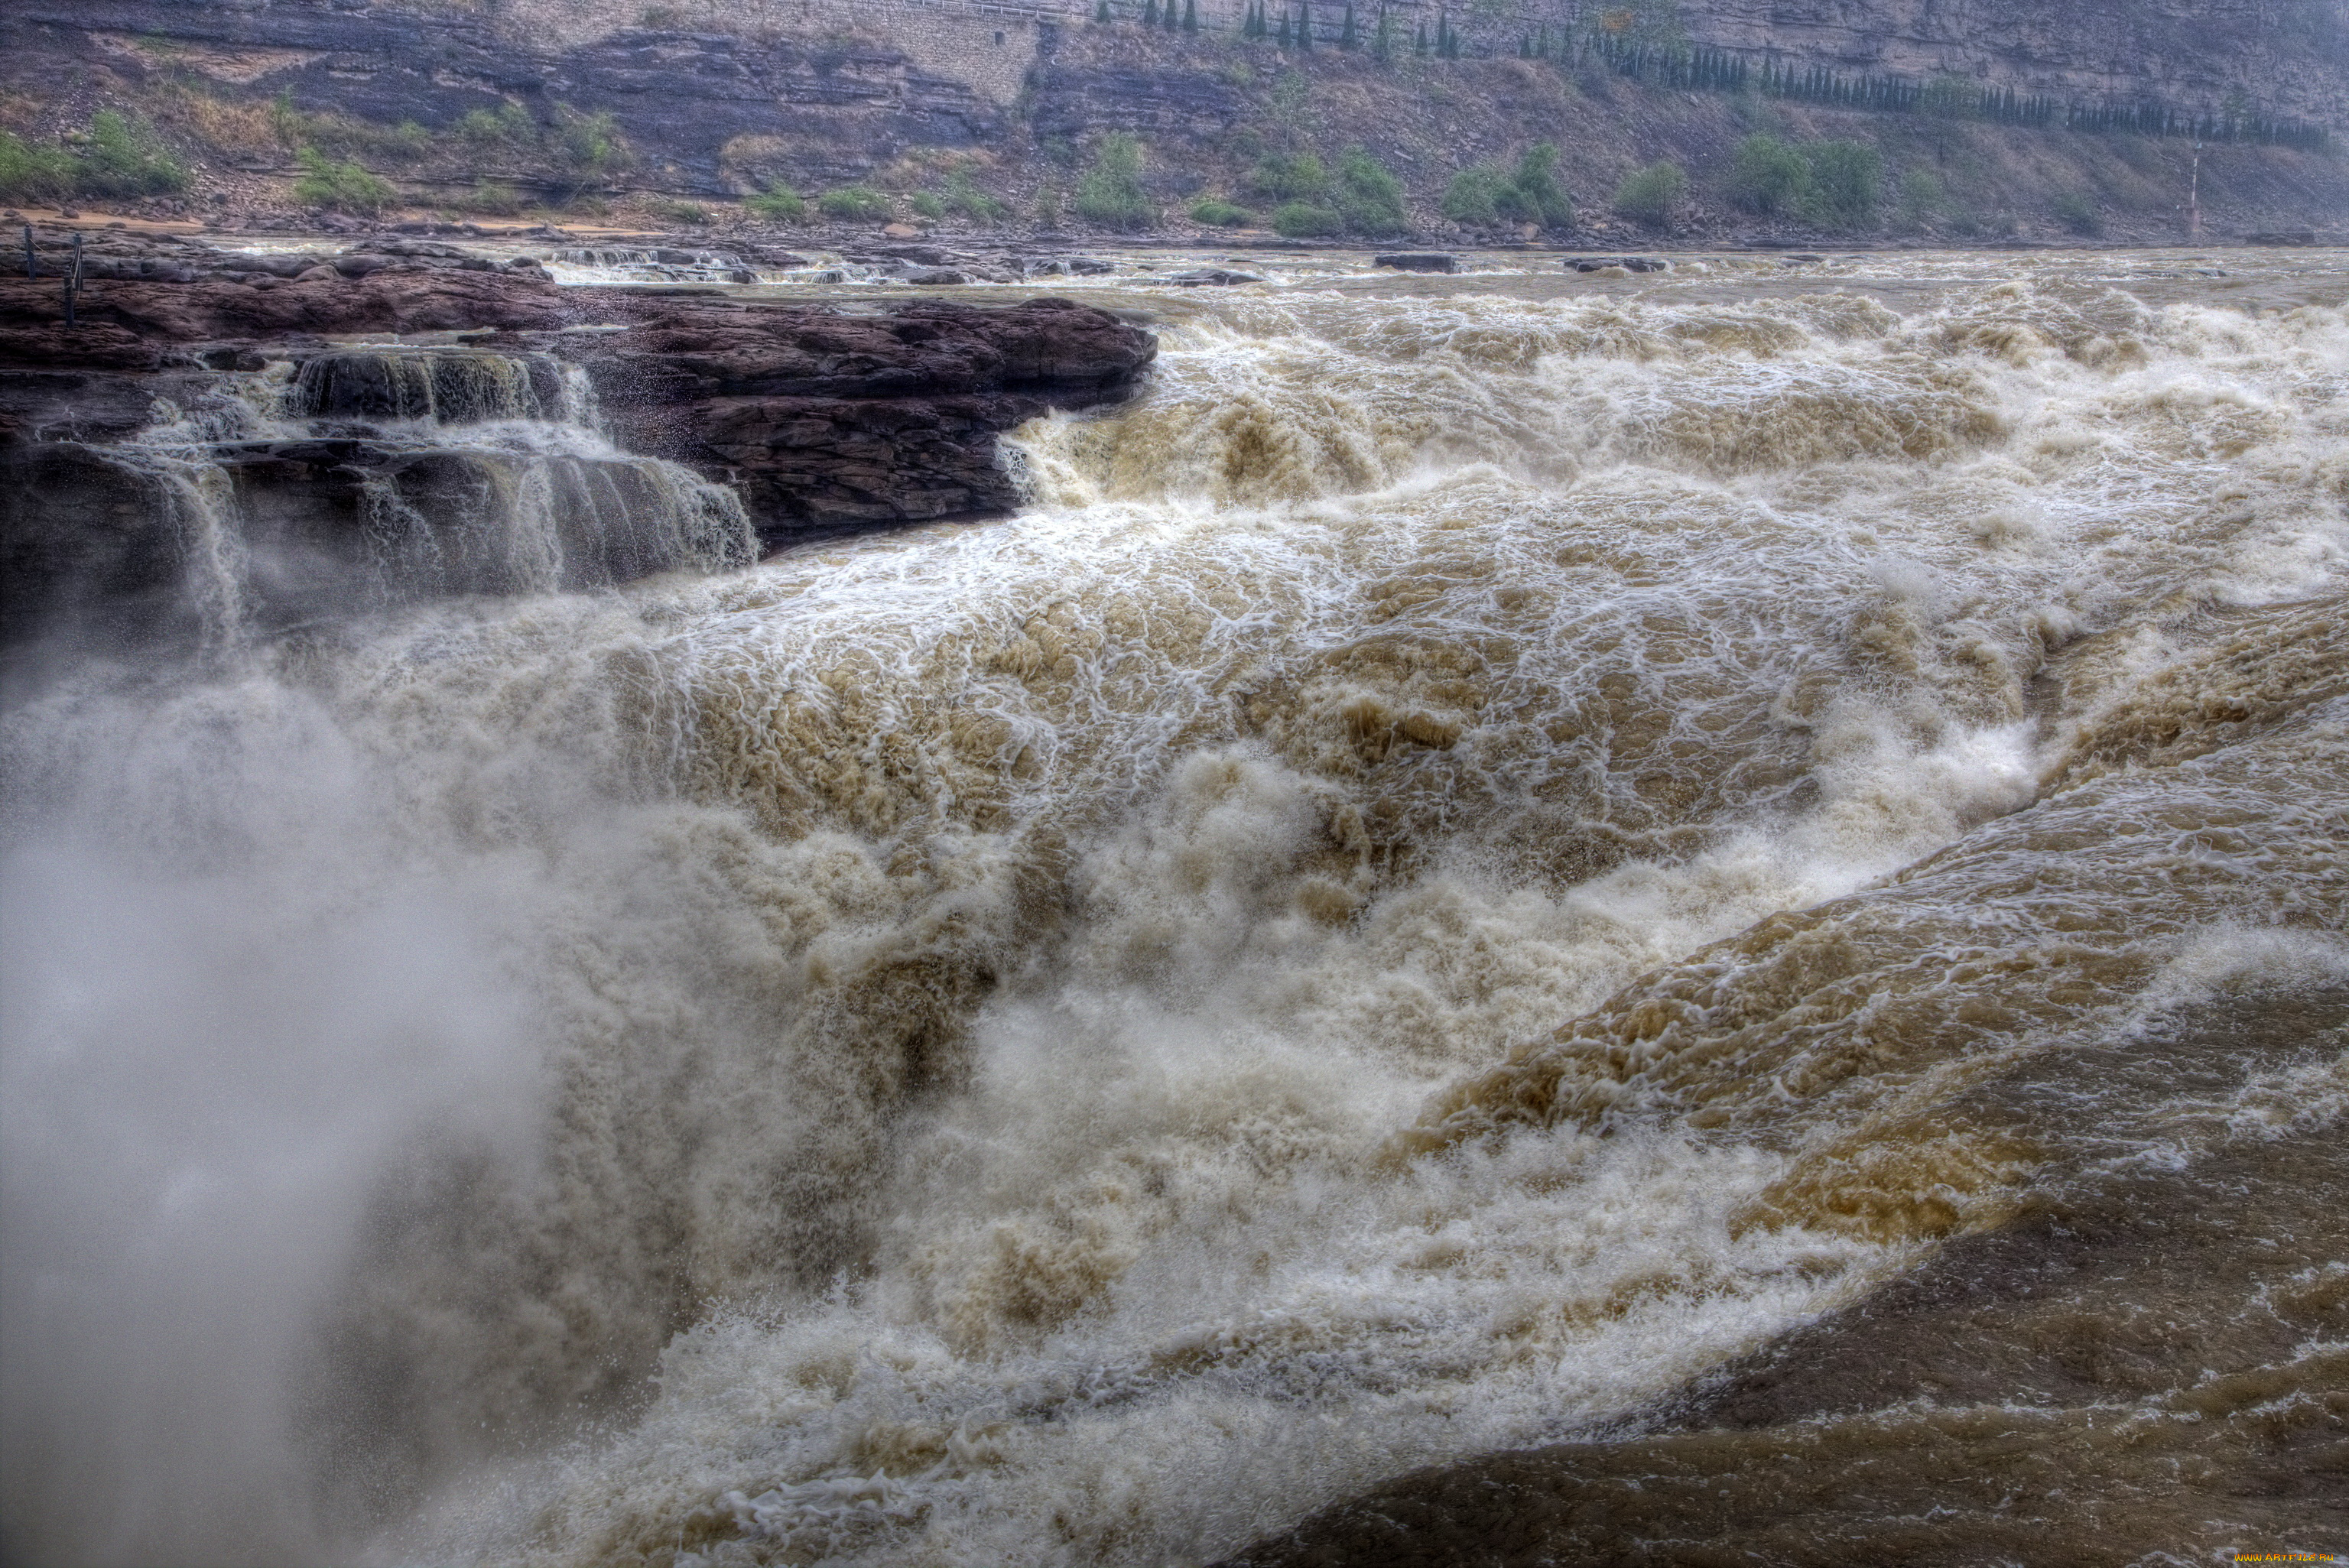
[0,233,1155,644]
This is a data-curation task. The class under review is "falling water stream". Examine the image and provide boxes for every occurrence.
[0,249,2342,1568]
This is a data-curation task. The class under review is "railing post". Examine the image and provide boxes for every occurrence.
[63,232,83,330]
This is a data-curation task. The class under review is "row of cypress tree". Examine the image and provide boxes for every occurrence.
[1092,2,2331,152]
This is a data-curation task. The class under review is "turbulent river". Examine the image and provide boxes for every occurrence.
[2,248,2344,1567]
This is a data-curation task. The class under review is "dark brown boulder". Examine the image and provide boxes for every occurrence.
[567,294,1154,401]
[564,293,1155,541]
[0,269,570,361]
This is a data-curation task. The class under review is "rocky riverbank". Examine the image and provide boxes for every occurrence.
[0,233,1155,646]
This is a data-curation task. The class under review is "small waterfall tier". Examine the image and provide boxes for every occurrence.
[5,345,753,650]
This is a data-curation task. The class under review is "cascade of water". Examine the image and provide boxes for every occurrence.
[37,346,766,643]
[3,249,2344,1568]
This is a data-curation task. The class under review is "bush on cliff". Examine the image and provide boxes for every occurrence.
[1613,160,1687,227]
[1441,143,1571,230]
[1441,167,1509,226]
[458,102,537,148]
[1727,133,1810,215]
[2053,190,2101,236]
[446,180,525,216]
[1894,167,1944,231]
[1334,148,1409,235]
[1505,143,1573,228]
[1798,140,1882,229]
[293,146,397,214]
[0,132,80,205]
[944,170,1010,223]
[1191,197,1253,226]
[1272,200,1343,236]
[818,186,894,222]
[0,112,190,204]
[746,183,808,221]
[76,112,193,198]
[1074,134,1154,229]
[554,107,633,180]
[1248,151,1329,203]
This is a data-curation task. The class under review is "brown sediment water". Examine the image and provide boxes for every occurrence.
[1220,995,2347,1568]
[0,248,2341,1568]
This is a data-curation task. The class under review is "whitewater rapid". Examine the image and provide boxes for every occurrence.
[2,248,2343,1568]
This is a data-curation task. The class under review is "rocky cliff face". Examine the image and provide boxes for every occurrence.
[2,0,1004,194]
[1675,0,2348,136]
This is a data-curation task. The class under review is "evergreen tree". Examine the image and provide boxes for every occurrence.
[1415,20,1427,54]
[1097,0,1110,20]
[1373,7,1392,60]
[1184,0,1197,31]
[1340,1,1356,49]
[1296,3,1311,47]
[1275,7,1290,44]
[1165,0,1179,31]
[1141,0,1156,24]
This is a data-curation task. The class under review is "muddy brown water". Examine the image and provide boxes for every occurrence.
[1,248,2341,1567]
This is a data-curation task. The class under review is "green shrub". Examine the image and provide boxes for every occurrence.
[1896,167,1943,229]
[75,111,190,198]
[1248,151,1328,202]
[1272,200,1342,236]
[553,106,632,178]
[2052,190,2101,236]
[1334,147,1408,234]
[1799,139,1881,229]
[1035,183,1064,226]
[269,92,309,148]
[944,170,1009,223]
[1441,166,1508,225]
[910,190,947,219]
[292,145,396,213]
[817,185,895,221]
[1443,147,1570,230]
[310,115,433,164]
[456,102,534,146]
[1612,159,1685,226]
[447,180,525,216]
[1727,133,1809,215]
[1502,141,1571,228]
[656,199,713,226]
[745,182,807,221]
[1190,196,1252,226]
[0,131,80,205]
[1073,132,1153,229]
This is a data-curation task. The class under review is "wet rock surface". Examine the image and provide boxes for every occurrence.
[2,245,1155,642]
[564,293,1155,536]
[1165,268,1266,287]
[1374,253,1462,274]
[1568,255,1671,273]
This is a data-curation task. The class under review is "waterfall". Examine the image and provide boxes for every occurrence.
[3,248,2344,1568]
[22,346,757,649]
